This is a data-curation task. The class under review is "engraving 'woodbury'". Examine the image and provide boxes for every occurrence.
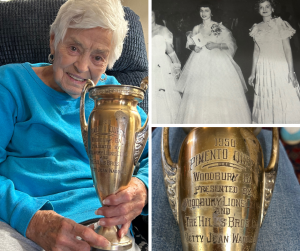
[162,127,279,251]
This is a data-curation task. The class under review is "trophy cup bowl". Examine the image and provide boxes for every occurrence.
[80,79,148,250]
[162,127,279,251]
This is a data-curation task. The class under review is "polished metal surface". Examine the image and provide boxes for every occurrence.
[80,79,148,250]
[162,127,279,251]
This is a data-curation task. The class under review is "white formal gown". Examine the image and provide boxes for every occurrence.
[175,23,251,124]
[250,17,300,123]
[152,31,181,124]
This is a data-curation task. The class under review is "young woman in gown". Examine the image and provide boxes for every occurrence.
[152,10,182,123]
[248,0,300,123]
[175,2,251,124]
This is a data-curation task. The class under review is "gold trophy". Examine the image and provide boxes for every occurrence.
[162,127,279,251]
[80,78,148,250]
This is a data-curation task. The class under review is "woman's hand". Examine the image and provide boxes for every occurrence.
[205,42,219,50]
[26,210,110,251]
[288,71,297,87]
[194,46,202,53]
[95,177,147,238]
[248,74,256,87]
[174,68,181,80]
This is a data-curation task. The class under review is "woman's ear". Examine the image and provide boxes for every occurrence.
[50,33,55,55]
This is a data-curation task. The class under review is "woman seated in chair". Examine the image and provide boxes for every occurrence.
[0,0,148,250]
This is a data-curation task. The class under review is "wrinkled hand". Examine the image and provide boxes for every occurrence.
[194,46,202,53]
[205,42,218,50]
[288,71,297,87]
[26,210,110,251]
[95,177,147,238]
[248,74,255,87]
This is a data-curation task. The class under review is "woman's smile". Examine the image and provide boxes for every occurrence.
[48,27,112,98]
[66,72,87,83]
[259,1,273,17]
[200,7,212,20]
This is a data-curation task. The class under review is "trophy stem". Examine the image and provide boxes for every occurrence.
[91,225,132,251]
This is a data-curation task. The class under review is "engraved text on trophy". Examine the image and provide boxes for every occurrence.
[182,137,259,246]
[89,112,129,175]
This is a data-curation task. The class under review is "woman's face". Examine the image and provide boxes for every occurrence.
[49,27,112,99]
[200,7,212,20]
[259,1,273,18]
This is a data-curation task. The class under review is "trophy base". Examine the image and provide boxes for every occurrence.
[91,225,132,251]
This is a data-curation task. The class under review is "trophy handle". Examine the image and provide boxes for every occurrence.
[260,127,279,226]
[80,79,95,154]
[140,76,148,91]
[134,116,149,166]
[133,76,149,165]
[161,127,179,224]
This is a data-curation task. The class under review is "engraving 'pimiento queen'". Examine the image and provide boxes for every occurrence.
[162,127,278,251]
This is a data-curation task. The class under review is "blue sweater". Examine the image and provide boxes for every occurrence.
[0,63,148,237]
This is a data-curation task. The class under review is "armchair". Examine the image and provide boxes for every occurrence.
[0,0,148,249]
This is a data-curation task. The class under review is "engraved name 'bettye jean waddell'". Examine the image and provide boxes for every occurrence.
[80,79,148,251]
[162,127,279,251]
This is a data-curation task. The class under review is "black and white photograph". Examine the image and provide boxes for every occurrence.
[152,0,300,124]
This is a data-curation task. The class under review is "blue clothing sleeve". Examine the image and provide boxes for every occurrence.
[0,64,149,238]
[133,106,149,215]
[0,83,53,237]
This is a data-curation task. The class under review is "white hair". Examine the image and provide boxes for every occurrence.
[50,0,128,69]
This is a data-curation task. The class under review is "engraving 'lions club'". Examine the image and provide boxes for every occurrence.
[162,127,279,251]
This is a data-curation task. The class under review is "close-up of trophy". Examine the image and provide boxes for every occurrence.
[161,127,279,251]
[80,79,148,250]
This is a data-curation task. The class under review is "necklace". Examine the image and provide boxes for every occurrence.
[263,17,274,23]
[262,17,274,28]
[201,21,214,29]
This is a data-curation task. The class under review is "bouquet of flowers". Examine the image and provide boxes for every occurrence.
[211,23,222,36]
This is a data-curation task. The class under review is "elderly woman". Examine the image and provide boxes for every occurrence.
[0,0,148,251]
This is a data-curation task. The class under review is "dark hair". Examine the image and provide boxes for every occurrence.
[255,0,277,12]
[198,0,216,14]
[152,10,165,26]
